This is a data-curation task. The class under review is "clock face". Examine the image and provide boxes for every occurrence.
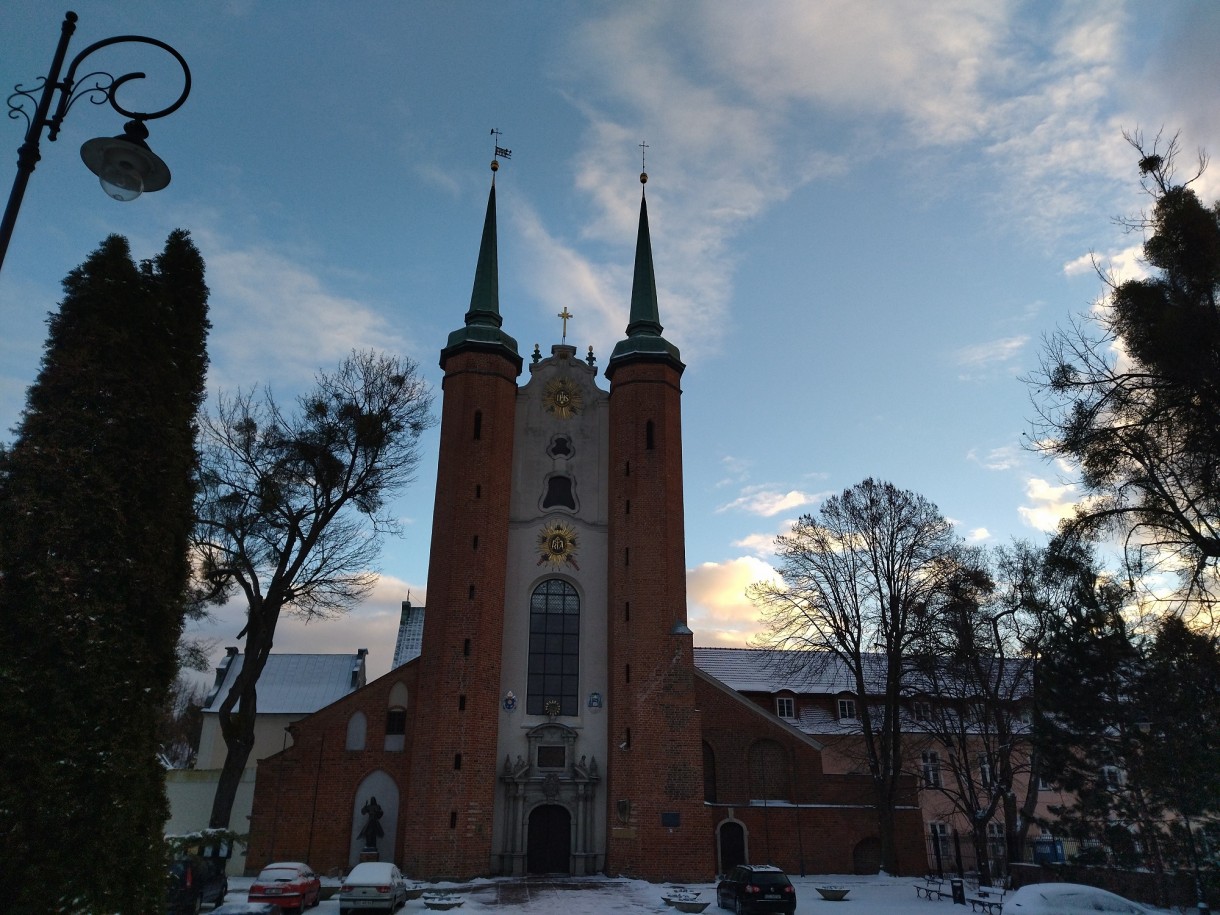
[542,377,583,420]
[536,521,580,570]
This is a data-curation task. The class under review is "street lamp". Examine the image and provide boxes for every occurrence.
[0,11,191,273]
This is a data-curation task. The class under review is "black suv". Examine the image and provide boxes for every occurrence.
[716,864,797,915]
[167,855,229,914]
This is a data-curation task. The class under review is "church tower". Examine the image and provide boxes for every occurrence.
[404,164,522,878]
[603,172,712,881]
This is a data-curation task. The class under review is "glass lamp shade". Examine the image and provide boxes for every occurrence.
[80,123,171,202]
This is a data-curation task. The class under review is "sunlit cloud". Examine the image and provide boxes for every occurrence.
[1017,476,1082,532]
[687,557,781,647]
[966,527,992,542]
[186,573,424,684]
[717,486,826,517]
[734,532,781,558]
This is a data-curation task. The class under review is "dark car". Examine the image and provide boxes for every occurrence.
[167,855,229,914]
[716,864,797,915]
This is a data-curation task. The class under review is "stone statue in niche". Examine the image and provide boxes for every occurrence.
[358,796,384,854]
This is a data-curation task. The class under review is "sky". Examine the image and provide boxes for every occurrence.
[3,2,1219,682]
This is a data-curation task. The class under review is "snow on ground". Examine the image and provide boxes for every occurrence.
[219,872,1181,914]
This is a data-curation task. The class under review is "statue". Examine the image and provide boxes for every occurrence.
[358,795,385,854]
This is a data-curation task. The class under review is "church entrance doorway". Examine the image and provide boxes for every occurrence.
[718,821,746,873]
[527,804,571,874]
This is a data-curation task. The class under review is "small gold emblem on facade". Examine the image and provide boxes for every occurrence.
[542,377,582,420]
[537,521,579,569]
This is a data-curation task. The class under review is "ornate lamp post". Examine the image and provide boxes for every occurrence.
[0,11,191,273]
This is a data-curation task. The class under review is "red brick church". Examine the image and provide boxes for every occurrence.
[244,166,924,882]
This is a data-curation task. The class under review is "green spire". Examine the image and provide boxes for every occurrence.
[607,180,682,375]
[442,179,520,369]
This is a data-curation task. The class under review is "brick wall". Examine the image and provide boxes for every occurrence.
[403,346,519,879]
[246,663,419,875]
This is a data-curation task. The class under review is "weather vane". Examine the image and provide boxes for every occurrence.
[490,128,511,177]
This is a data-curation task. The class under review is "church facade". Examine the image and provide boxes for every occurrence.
[243,170,924,882]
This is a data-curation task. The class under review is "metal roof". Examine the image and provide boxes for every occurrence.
[203,651,366,715]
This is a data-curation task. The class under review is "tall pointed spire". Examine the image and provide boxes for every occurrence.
[607,169,682,375]
[441,161,520,369]
[466,181,502,327]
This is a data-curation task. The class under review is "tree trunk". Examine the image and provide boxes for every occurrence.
[209,735,255,829]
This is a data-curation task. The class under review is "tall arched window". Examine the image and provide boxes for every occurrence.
[527,579,580,716]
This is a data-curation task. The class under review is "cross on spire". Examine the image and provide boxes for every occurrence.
[639,140,649,171]
[558,307,573,343]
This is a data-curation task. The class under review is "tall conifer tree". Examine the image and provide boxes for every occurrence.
[0,231,209,913]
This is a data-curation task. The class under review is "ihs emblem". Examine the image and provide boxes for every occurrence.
[537,521,580,570]
[542,377,582,420]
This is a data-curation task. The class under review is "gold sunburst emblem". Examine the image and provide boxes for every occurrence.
[537,521,580,569]
[542,377,582,420]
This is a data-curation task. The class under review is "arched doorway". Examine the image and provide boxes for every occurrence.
[718,820,746,875]
[527,805,571,874]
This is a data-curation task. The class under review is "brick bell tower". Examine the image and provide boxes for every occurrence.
[404,162,522,878]
[603,171,712,881]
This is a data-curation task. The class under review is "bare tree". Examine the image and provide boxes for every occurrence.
[749,478,962,873]
[909,543,1052,881]
[192,350,435,829]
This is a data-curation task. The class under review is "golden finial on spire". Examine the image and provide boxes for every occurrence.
[639,140,649,184]
[491,128,511,178]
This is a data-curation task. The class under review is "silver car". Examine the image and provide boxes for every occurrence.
[338,862,408,913]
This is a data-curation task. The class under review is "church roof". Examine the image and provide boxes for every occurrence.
[606,178,683,375]
[442,178,521,369]
[203,649,367,715]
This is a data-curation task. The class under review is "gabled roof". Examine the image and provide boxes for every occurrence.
[203,650,367,715]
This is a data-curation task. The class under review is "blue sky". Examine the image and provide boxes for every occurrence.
[3,2,1218,680]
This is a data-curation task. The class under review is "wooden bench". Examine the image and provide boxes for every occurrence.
[967,890,1005,913]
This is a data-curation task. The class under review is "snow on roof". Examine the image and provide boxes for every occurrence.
[204,652,366,715]
[693,647,864,693]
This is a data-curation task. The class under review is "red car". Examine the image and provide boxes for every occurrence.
[248,862,322,911]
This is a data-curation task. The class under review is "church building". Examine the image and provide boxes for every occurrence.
[243,162,924,882]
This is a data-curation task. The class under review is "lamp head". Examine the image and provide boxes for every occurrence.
[80,120,171,202]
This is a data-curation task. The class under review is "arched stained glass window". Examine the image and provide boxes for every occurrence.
[527,579,580,716]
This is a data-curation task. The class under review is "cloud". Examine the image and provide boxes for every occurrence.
[187,573,424,684]
[734,532,781,558]
[967,444,1022,472]
[966,527,992,542]
[194,230,409,393]
[717,486,826,517]
[687,557,781,647]
[956,335,1029,371]
[1017,476,1082,532]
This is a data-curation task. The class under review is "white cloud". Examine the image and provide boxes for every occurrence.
[733,532,781,558]
[717,486,826,517]
[967,527,992,542]
[956,335,1029,370]
[195,231,408,393]
[967,444,1022,472]
[687,557,781,647]
[1017,476,1082,532]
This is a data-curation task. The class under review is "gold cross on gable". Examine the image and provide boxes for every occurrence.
[558,307,573,343]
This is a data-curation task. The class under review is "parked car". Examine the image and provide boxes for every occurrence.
[1002,882,1149,914]
[248,861,322,911]
[167,855,229,915]
[339,861,409,913]
[716,864,797,915]
[213,905,284,915]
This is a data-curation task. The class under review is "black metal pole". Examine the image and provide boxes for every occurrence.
[0,12,78,275]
